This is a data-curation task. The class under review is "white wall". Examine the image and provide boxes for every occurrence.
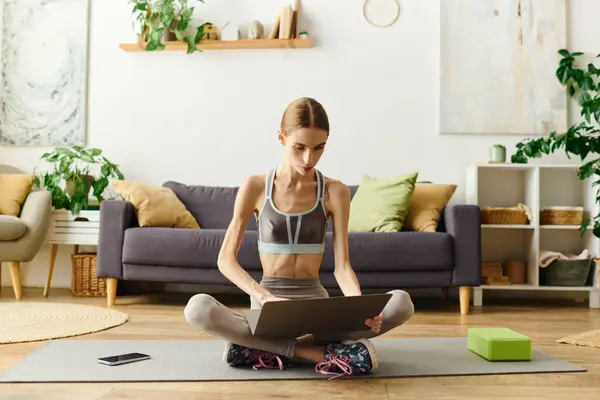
[1,0,599,291]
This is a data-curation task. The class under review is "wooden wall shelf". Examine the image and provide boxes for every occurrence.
[119,38,312,52]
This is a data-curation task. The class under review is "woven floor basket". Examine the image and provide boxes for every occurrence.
[71,253,106,296]
[540,207,584,225]
[481,207,528,225]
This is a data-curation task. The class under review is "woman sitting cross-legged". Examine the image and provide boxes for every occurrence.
[184,97,414,378]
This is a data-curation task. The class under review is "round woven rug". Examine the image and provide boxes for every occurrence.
[0,302,128,344]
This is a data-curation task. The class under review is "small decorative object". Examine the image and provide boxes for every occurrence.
[362,0,400,28]
[489,144,506,163]
[278,5,294,39]
[220,21,241,41]
[298,31,309,39]
[503,260,526,285]
[204,23,218,40]
[268,14,281,39]
[290,0,300,38]
[248,20,264,39]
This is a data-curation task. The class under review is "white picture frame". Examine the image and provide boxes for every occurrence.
[0,0,90,146]
[439,0,567,136]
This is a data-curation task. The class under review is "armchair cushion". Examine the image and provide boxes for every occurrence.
[0,215,27,240]
[0,174,33,216]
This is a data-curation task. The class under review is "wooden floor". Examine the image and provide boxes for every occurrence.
[1,288,600,400]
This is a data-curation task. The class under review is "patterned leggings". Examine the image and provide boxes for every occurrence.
[184,276,414,359]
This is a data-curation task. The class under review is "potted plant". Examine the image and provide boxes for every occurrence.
[511,49,600,237]
[32,146,125,216]
[130,0,212,54]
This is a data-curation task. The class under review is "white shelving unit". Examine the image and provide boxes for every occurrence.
[466,163,600,309]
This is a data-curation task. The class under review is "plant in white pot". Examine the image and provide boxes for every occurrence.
[32,146,125,216]
[130,0,212,54]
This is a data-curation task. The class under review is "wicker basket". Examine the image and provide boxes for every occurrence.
[481,207,529,225]
[540,206,584,225]
[71,253,106,296]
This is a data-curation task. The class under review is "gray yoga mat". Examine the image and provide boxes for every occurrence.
[0,337,585,382]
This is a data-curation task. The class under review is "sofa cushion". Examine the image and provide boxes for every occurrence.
[348,172,418,233]
[163,181,257,230]
[112,180,200,229]
[321,231,454,272]
[405,183,457,232]
[122,227,453,273]
[0,215,27,240]
[122,228,262,270]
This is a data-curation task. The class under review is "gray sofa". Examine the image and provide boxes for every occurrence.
[97,181,481,314]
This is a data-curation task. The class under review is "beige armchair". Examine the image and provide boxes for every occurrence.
[0,165,52,299]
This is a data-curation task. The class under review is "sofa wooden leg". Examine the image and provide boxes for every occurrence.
[9,262,22,300]
[107,278,117,307]
[459,286,470,316]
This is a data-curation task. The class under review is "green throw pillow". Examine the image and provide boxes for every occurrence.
[348,172,419,232]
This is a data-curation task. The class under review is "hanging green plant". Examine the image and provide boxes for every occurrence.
[511,49,600,237]
[129,0,211,54]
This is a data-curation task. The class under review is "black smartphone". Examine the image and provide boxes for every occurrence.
[97,352,151,366]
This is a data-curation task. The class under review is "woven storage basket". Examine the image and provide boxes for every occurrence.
[71,253,106,296]
[540,206,584,225]
[481,207,528,225]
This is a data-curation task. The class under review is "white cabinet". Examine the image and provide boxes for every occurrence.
[46,210,100,246]
[44,209,100,297]
[466,163,599,308]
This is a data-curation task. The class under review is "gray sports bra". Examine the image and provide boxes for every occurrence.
[256,167,328,254]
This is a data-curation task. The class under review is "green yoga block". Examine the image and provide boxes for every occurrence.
[468,328,532,361]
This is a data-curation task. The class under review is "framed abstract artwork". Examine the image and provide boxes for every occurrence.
[440,0,567,135]
[0,0,90,146]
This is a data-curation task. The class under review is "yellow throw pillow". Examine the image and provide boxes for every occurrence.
[405,183,457,232]
[0,174,33,217]
[111,180,200,229]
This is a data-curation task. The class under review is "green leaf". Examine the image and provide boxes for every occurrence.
[541,140,551,154]
[558,49,570,57]
[578,158,600,179]
[556,65,568,83]
[571,52,584,56]
[580,219,590,237]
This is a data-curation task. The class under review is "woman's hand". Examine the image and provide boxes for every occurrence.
[365,313,383,334]
[261,294,289,305]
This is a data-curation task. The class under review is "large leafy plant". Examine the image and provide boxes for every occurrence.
[130,0,210,54]
[32,146,125,216]
[512,49,600,237]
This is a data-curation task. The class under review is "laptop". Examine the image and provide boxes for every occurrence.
[243,293,392,339]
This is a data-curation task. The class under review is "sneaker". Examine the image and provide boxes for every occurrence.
[223,343,292,370]
[315,338,378,379]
